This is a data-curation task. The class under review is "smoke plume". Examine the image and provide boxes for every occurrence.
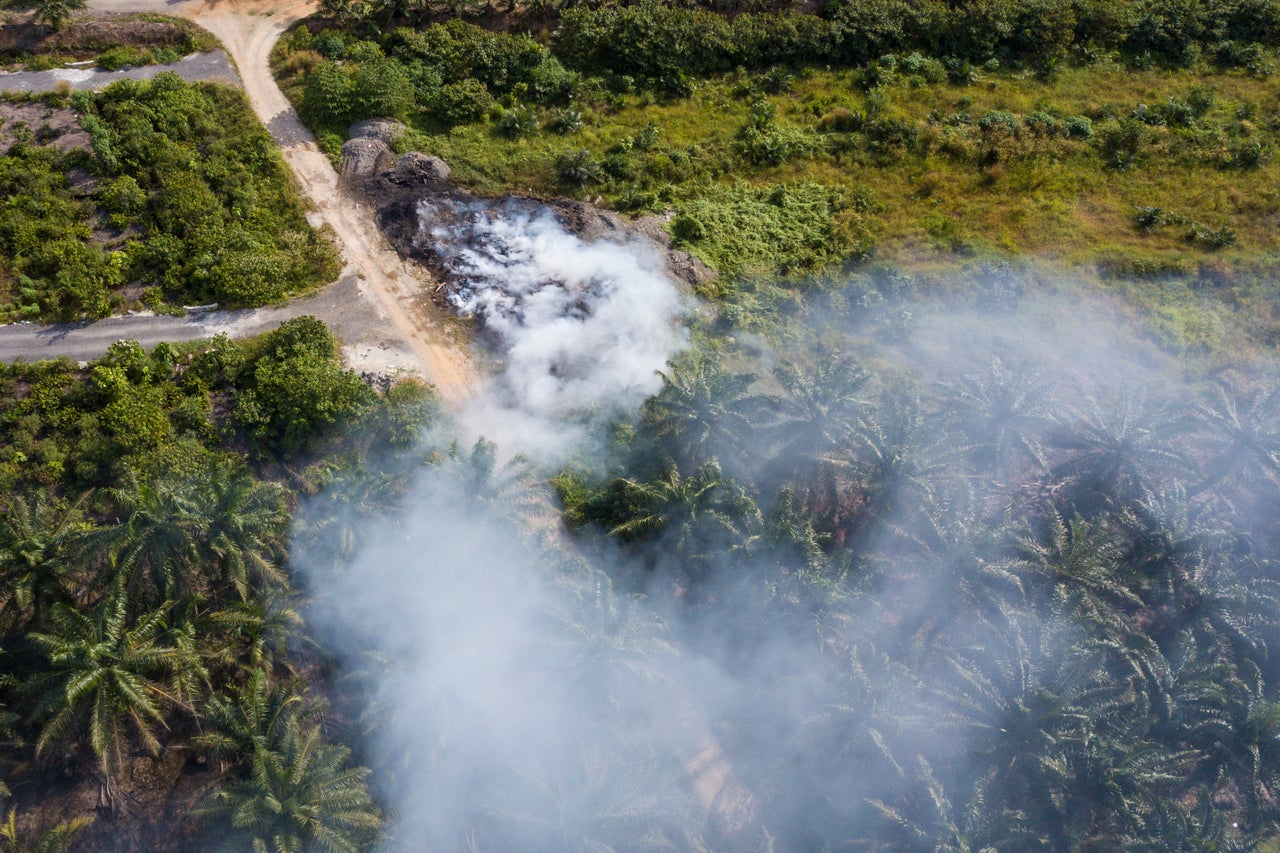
[419,200,689,464]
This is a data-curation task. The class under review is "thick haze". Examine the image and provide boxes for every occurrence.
[294,238,1259,849]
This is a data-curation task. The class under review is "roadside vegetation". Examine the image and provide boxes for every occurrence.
[0,75,338,322]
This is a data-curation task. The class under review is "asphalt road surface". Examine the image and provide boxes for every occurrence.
[0,49,239,92]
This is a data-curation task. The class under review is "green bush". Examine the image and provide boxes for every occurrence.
[352,57,415,120]
[432,79,494,125]
[302,61,356,126]
[233,317,374,455]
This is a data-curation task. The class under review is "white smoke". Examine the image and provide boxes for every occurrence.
[420,201,689,464]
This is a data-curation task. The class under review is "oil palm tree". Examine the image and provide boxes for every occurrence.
[867,758,1048,851]
[25,590,206,810]
[1009,509,1141,629]
[1188,381,1280,495]
[0,491,92,637]
[193,715,382,853]
[1167,657,1280,819]
[194,471,290,603]
[935,357,1054,479]
[193,668,311,769]
[548,568,676,707]
[1042,731,1192,846]
[607,460,761,578]
[89,474,204,609]
[845,392,949,523]
[0,807,91,853]
[925,610,1102,814]
[640,352,771,470]
[877,481,1023,644]
[769,353,872,469]
[290,462,410,574]
[1047,394,1190,514]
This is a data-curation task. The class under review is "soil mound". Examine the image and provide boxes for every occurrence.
[347,117,405,144]
[340,137,396,181]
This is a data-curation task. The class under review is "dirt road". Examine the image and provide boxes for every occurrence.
[74,0,475,407]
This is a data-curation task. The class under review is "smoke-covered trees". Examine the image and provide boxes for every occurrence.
[541,283,1280,847]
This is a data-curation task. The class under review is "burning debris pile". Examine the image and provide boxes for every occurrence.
[353,158,698,460]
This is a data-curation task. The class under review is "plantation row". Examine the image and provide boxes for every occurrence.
[324,0,1280,85]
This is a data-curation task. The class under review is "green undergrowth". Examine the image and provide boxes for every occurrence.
[0,317,432,494]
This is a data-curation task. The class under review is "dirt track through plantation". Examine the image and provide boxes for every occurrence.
[196,0,473,407]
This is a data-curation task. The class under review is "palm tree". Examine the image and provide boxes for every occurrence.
[1043,731,1192,845]
[640,352,771,470]
[89,474,204,609]
[877,481,1024,644]
[290,462,410,574]
[445,438,550,523]
[769,353,871,468]
[1047,394,1190,513]
[867,758,1048,851]
[607,460,761,580]
[1188,381,1280,495]
[475,743,702,852]
[1166,657,1280,818]
[194,668,311,769]
[0,807,91,853]
[927,612,1095,808]
[195,592,305,679]
[29,0,86,31]
[1009,509,1142,629]
[0,491,92,637]
[194,472,290,603]
[193,715,382,853]
[25,590,206,809]
[935,358,1054,478]
[845,391,948,524]
[548,568,676,707]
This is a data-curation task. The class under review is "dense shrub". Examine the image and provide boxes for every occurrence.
[233,317,375,455]
[432,79,495,125]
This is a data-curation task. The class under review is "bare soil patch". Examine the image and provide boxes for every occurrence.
[0,100,90,152]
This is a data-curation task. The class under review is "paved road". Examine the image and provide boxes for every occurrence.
[0,49,239,92]
[0,276,365,364]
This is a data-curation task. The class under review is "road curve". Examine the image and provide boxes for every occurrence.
[4,0,475,407]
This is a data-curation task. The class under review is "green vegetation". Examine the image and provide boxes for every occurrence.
[0,317,433,845]
[274,9,1280,351]
[0,75,337,322]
